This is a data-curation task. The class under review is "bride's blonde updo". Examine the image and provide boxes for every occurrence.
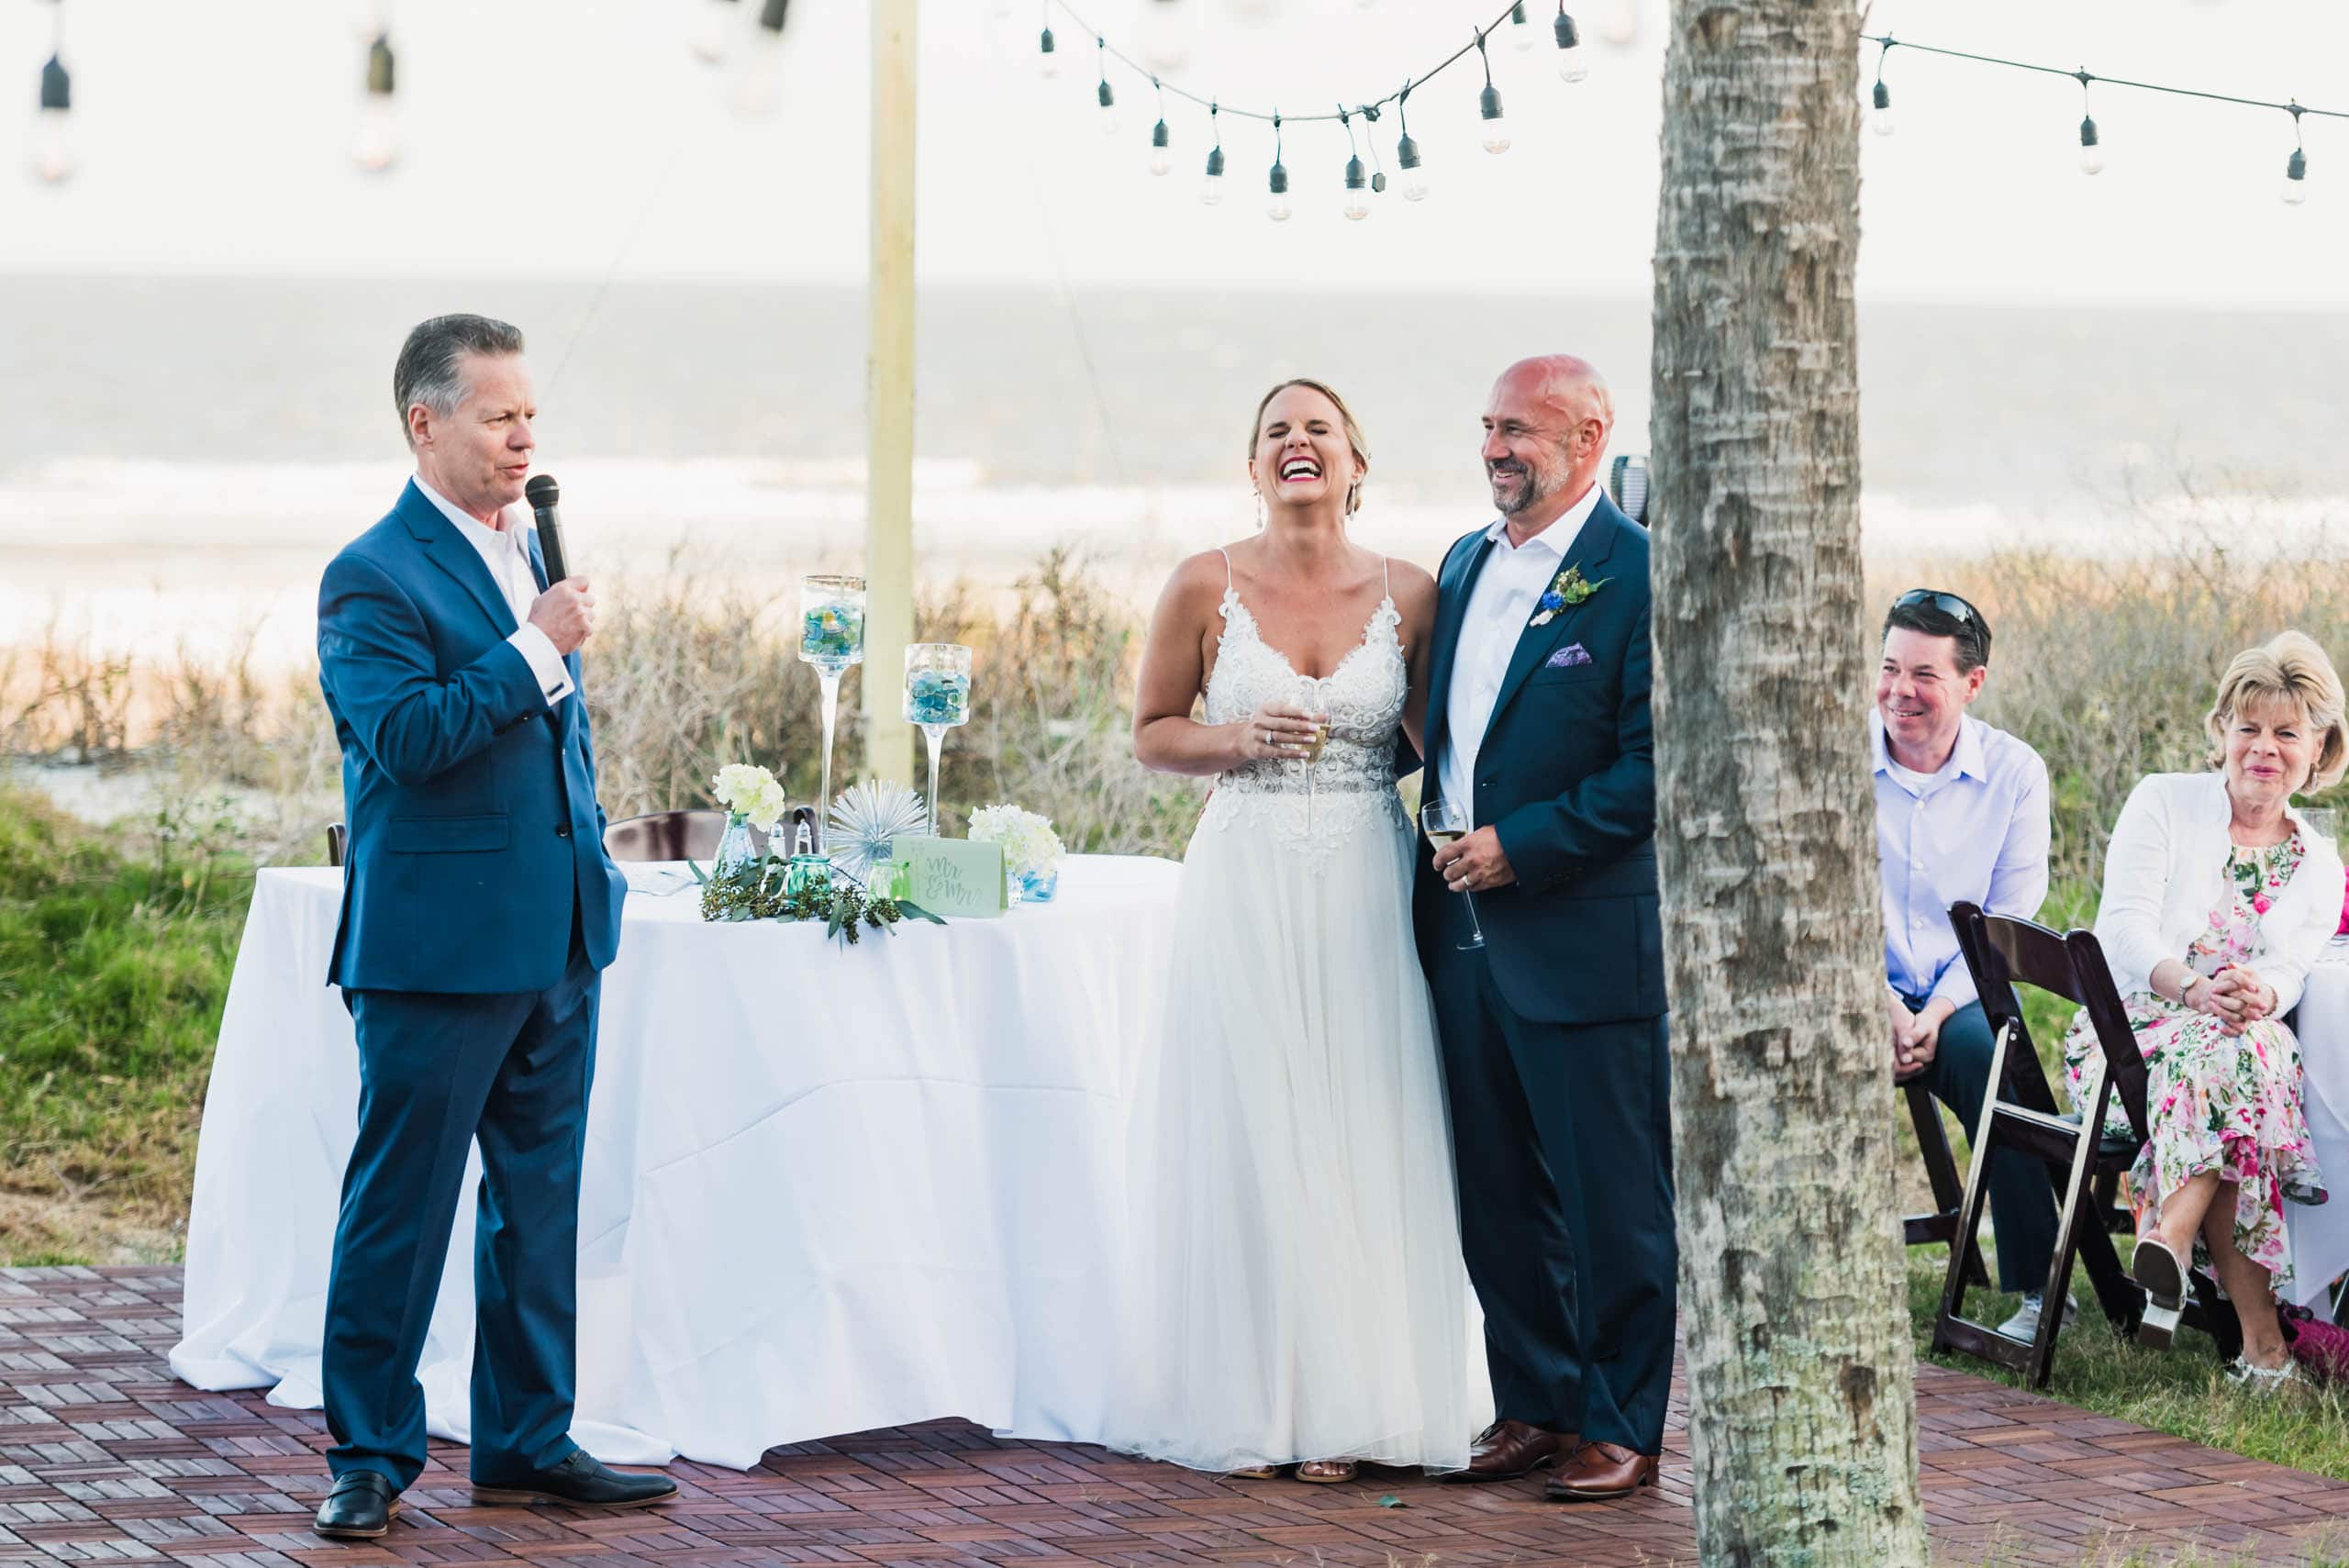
[1249,378,1372,516]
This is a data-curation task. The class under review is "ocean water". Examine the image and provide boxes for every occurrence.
[6,275,2348,669]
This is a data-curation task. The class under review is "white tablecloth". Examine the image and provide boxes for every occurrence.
[2288,956,2349,1307]
[169,856,1181,1467]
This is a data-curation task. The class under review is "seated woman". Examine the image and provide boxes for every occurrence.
[2066,631,2347,1388]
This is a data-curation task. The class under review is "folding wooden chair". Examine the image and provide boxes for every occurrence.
[1898,1076,1990,1288]
[1933,900,2240,1388]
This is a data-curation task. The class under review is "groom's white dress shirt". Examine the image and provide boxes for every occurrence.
[415,474,574,706]
[1439,478,1606,828]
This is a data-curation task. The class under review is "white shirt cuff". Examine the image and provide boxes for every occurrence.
[508,625,574,706]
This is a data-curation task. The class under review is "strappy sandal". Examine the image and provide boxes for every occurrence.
[2227,1357,2307,1394]
[1296,1459,1359,1485]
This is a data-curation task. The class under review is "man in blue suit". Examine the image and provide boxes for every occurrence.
[1415,355,1672,1503]
[309,315,673,1539]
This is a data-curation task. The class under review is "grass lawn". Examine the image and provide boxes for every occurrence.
[1908,1250,2349,1485]
[0,785,251,1263]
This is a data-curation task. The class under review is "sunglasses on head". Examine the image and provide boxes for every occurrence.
[1893,588,1979,625]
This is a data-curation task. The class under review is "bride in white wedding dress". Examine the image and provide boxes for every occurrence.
[1109,379,1491,1481]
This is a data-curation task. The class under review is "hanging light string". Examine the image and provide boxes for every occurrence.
[1865,33,2336,196]
[1863,33,2346,122]
[1045,0,1528,125]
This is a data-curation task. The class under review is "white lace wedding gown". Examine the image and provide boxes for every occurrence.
[1107,554,1490,1473]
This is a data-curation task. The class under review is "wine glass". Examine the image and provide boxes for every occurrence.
[902,643,974,838]
[1419,797,1486,951]
[798,574,865,848]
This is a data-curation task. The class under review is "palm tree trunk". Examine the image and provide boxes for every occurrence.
[1650,2,1928,1561]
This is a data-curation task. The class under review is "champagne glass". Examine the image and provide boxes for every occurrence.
[798,574,865,848]
[902,643,974,838]
[1420,797,1486,951]
[1296,674,1330,764]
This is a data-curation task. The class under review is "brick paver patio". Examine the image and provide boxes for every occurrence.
[6,1268,2349,1567]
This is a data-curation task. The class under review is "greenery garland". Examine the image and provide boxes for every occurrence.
[692,858,943,945]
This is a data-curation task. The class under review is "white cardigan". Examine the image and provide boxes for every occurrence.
[2094,771,2345,1016]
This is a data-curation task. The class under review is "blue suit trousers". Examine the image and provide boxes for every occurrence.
[321,939,599,1488]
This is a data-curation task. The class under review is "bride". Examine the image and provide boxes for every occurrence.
[1109,378,1490,1480]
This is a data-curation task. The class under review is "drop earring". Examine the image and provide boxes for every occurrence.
[1253,488,1266,530]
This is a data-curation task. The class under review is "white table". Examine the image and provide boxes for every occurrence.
[169,856,1181,1468]
[2288,956,2349,1308]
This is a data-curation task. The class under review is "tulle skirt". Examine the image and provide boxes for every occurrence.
[1104,791,1491,1473]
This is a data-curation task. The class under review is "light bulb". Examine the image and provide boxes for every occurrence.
[1601,0,1640,47]
[1151,150,1174,176]
[1138,0,1189,73]
[2285,148,2309,206]
[1266,159,1290,221]
[729,28,789,117]
[1039,28,1059,77]
[1267,196,1293,222]
[1342,155,1370,220]
[1397,135,1430,201]
[1511,2,1537,50]
[691,0,739,63]
[1557,40,1588,82]
[31,106,72,184]
[2078,116,2104,176]
[31,54,71,184]
[1097,79,1119,137]
[1870,81,1895,138]
[352,95,397,172]
[1343,193,1371,220]
[1200,147,1227,206]
[1480,86,1510,155]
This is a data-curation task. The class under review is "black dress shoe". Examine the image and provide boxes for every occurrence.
[314,1470,399,1539]
[471,1451,679,1509]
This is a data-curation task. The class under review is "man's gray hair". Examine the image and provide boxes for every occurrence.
[393,314,525,448]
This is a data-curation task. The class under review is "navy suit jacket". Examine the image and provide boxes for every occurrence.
[317,480,626,995]
[1411,495,1664,1025]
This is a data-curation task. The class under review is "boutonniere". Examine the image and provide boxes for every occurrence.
[1530,562,1609,628]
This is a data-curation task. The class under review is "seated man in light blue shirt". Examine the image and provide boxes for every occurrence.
[1876,589,2060,1338]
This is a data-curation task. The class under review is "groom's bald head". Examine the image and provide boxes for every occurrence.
[1483,355,1614,528]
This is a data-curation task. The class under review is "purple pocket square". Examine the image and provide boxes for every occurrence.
[1546,643,1594,669]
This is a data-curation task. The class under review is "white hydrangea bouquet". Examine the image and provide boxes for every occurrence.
[712,762,789,833]
[967,804,1065,903]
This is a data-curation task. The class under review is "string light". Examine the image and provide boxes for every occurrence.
[2076,72,2103,176]
[1869,39,1895,137]
[1266,113,1291,223]
[353,29,397,172]
[30,0,70,185]
[728,0,791,117]
[1509,2,1537,52]
[1858,33,2347,208]
[1554,6,1586,83]
[1039,23,1058,78]
[1150,81,1173,176]
[2285,105,2309,206]
[1200,102,1225,205]
[1340,106,1371,221]
[1397,83,1430,202]
[1095,38,1119,135]
[1476,29,1510,155]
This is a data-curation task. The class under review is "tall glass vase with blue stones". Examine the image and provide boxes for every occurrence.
[902,642,974,839]
[798,574,866,849]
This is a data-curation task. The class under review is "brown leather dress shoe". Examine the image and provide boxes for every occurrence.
[1441,1419,1575,1482]
[1545,1440,1659,1502]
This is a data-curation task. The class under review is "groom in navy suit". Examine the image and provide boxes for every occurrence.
[1414,355,1673,1502]
[308,315,673,1539]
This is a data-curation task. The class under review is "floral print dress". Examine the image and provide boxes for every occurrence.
[2062,832,2328,1286]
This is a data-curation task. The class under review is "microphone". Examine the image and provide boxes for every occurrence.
[524,473,570,585]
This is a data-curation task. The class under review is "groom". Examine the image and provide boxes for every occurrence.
[1414,355,1673,1502]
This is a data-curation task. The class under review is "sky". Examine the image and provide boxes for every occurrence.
[0,0,2344,306]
